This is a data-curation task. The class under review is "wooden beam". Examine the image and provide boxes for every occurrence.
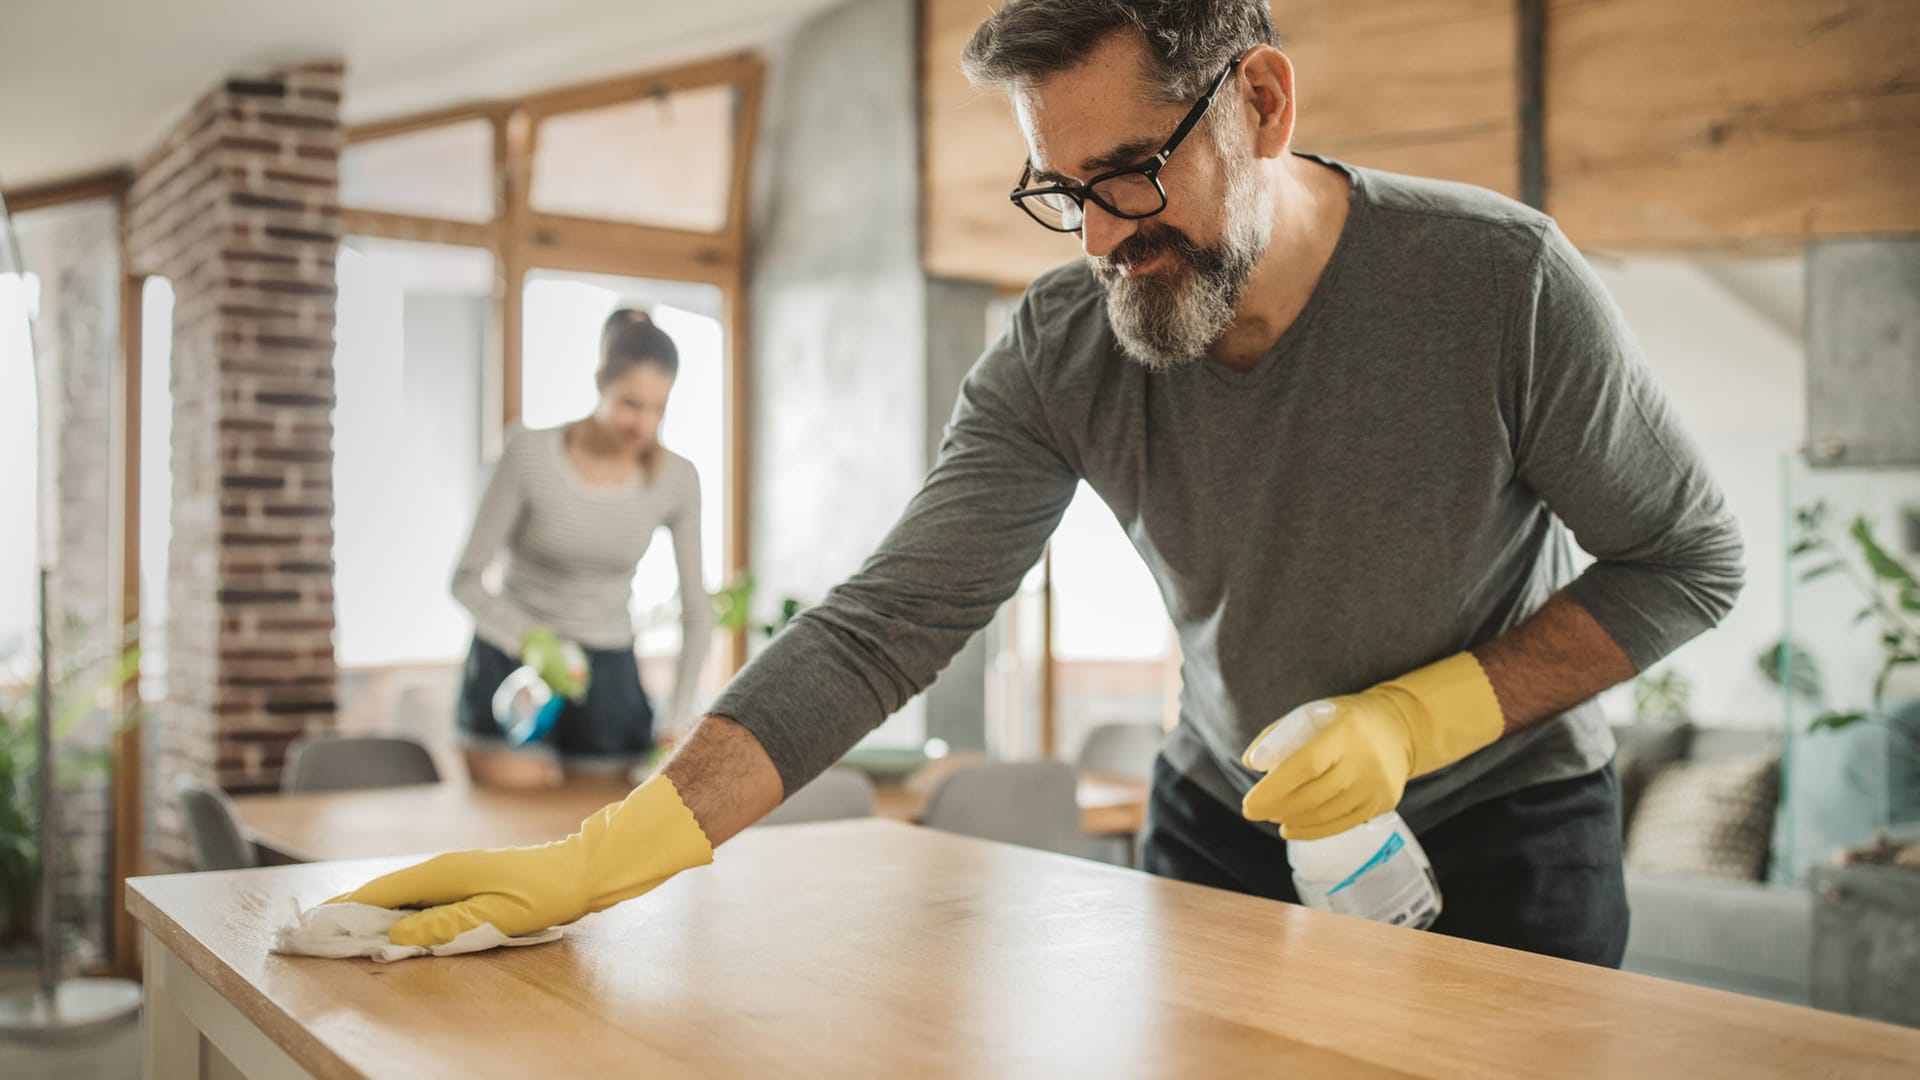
[339,209,491,248]
[520,214,739,286]
[721,61,763,676]
[115,273,142,662]
[1516,0,1546,209]
[723,60,766,254]
[722,271,750,675]
[2,167,133,213]
[501,109,531,429]
[346,102,509,146]
[519,52,765,121]
[1545,0,1920,252]
[110,271,144,978]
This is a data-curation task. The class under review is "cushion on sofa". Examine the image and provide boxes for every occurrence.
[1611,721,1691,827]
[1626,752,1780,880]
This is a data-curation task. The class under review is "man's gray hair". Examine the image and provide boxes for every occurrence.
[961,0,1280,104]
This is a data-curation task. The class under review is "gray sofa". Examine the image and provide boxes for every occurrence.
[1615,724,1813,1005]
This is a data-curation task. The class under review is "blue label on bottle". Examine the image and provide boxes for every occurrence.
[1326,832,1403,897]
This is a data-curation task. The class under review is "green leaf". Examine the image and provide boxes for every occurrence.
[1810,710,1869,733]
[1851,516,1918,588]
[710,572,756,632]
[1757,639,1823,701]
[1872,656,1920,712]
[1789,537,1823,557]
[1800,561,1846,584]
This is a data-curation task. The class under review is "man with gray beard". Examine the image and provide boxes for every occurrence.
[337,0,1743,969]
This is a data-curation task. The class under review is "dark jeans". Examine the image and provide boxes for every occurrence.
[1140,755,1630,967]
[455,635,655,770]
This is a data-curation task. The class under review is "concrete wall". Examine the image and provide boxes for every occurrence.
[750,0,933,747]
[922,277,999,752]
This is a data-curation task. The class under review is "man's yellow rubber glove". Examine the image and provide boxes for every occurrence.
[331,774,712,947]
[1240,653,1504,841]
[521,625,589,701]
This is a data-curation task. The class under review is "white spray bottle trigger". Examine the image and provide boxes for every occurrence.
[1247,700,1340,772]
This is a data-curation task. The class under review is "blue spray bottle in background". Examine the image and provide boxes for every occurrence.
[492,628,590,747]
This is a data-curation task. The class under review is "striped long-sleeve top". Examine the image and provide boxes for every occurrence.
[452,424,712,727]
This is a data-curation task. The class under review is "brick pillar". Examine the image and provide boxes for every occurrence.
[126,61,343,867]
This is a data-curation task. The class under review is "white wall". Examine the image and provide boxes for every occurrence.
[0,271,39,669]
[1598,256,1920,732]
[1588,257,1805,729]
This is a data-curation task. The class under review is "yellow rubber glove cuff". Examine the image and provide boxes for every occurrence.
[331,774,713,947]
[1240,653,1504,841]
[1388,652,1506,776]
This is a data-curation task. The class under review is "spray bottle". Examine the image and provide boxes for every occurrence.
[1248,701,1443,929]
[490,637,589,747]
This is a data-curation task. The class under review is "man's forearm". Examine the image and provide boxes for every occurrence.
[1470,590,1637,733]
[660,714,785,845]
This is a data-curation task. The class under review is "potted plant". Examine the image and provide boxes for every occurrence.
[0,636,135,953]
[712,571,808,640]
[1787,501,1920,732]
[1631,666,1692,725]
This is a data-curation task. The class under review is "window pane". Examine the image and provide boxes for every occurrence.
[521,270,729,728]
[333,237,495,666]
[140,277,174,703]
[340,119,494,223]
[530,86,735,232]
[0,270,37,666]
[1051,482,1175,757]
[985,558,1049,760]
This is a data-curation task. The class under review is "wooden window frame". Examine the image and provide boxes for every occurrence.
[342,51,765,674]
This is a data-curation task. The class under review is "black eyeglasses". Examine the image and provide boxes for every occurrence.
[1010,56,1242,234]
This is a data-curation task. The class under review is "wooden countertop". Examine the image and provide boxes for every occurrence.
[129,820,1920,1079]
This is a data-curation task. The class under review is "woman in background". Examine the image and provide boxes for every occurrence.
[452,308,711,787]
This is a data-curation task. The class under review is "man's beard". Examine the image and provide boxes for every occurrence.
[1091,147,1270,372]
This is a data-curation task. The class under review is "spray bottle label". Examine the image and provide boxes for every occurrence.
[1327,833,1403,896]
[1320,833,1440,929]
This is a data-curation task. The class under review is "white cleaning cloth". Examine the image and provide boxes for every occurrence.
[270,899,564,963]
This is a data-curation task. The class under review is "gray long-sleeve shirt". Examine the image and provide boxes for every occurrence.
[712,155,1744,829]
[453,425,712,727]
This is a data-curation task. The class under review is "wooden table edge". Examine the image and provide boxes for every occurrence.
[128,879,362,1080]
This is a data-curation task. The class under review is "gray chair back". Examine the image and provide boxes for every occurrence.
[175,775,257,871]
[921,759,1088,858]
[760,766,876,826]
[282,735,441,793]
[1075,722,1163,780]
